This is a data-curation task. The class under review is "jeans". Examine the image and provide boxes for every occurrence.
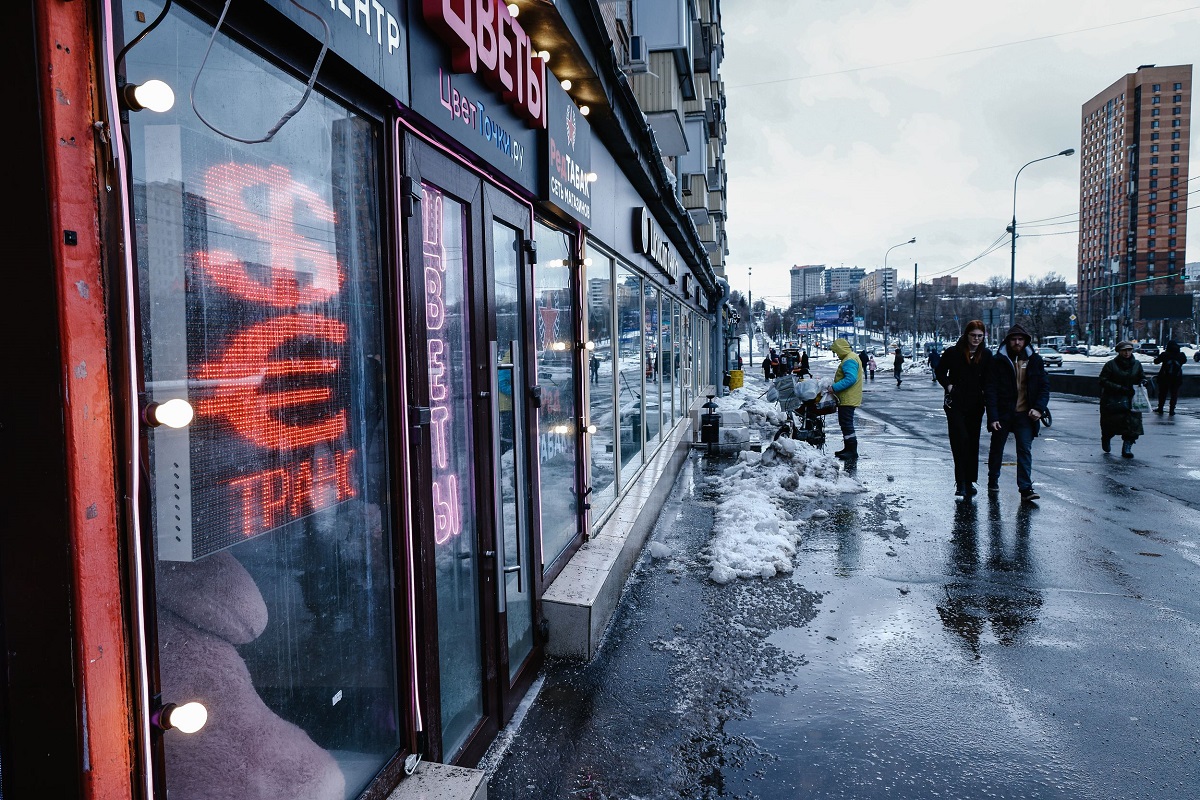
[988,415,1036,493]
[837,405,857,440]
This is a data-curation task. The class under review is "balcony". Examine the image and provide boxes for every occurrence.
[682,173,710,225]
[629,52,689,156]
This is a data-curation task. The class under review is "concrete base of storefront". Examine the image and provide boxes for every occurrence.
[387,760,487,800]
[541,413,696,661]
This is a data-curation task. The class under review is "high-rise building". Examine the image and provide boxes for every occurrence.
[825,266,867,297]
[1078,64,1191,344]
[790,264,825,306]
[860,268,898,304]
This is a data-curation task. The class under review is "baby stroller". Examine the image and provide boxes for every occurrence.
[767,373,836,447]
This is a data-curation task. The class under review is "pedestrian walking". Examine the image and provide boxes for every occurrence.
[800,350,811,377]
[868,354,877,381]
[984,324,1048,502]
[1099,341,1145,458]
[590,353,600,385]
[1152,340,1186,415]
[893,348,905,387]
[830,339,863,460]
[936,321,992,499]
[928,348,941,383]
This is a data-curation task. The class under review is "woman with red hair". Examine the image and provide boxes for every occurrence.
[935,320,992,498]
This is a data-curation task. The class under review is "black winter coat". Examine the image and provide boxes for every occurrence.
[985,346,1049,432]
[1099,356,1145,438]
[936,345,992,412]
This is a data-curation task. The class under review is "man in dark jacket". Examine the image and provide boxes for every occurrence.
[1153,340,1186,415]
[985,323,1049,502]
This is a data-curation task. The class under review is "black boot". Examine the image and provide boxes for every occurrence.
[1102,437,1111,453]
[1121,440,1134,459]
[834,438,858,460]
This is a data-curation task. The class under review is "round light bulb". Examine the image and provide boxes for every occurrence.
[561,79,572,90]
[585,172,598,183]
[537,50,551,63]
[584,340,595,351]
[583,257,594,267]
[551,424,570,435]
[149,398,195,429]
[506,3,519,16]
[552,342,568,351]
[130,79,175,113]
[579,105,590,116]
[586,424,598,434]
[167,701,208,734]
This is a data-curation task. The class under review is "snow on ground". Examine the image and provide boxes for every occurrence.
[702,385,865,585]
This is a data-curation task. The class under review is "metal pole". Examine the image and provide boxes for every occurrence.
[1010,149,1075,327]
[883,238,915,352]
[913,262,918,351]
[748,266,753,373]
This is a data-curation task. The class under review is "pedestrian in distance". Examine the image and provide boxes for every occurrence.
[800,350,811,377]
[984,323,1049,502]
[929,348,941,383]
[858,348,869,369]
[893,348,905,387]
[830,339,864,460]
[1099,341,1145,458]
[1152,340,1186,415]
[868,354,877,381]
[936,321,992,499]
[590,353,600,385]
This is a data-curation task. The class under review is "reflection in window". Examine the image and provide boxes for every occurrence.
[644,286,661,447]
[127,3,398,797]
[535,222,579,568]
[616,266,644,476]
[585,252,616,520]
[673,301,684,419]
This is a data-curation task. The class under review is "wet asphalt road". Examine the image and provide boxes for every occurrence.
[485,365,1200,800]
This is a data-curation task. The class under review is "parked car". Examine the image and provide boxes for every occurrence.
[1060,345,1087,355]
[1136,342,1160,357]
[1038,346,1063,367]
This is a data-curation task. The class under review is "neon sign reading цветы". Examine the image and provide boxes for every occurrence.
[422,185,464,545]
[185,160,358,552]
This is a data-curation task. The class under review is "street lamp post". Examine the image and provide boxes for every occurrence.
[1008,148,1075,327]
[883,238,915,350]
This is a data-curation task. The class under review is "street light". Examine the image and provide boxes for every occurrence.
[883,237,915,350]
[1008,148,1075,326]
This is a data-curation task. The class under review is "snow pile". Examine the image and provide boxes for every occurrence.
[704,427,864,585]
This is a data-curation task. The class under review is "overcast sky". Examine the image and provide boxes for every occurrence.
[720,0,1200,310]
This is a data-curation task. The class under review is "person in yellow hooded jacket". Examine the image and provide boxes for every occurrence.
[830,339,864,459]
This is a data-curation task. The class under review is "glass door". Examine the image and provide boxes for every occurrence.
[403,135,540,764]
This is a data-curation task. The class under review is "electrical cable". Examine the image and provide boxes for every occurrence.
[115,0,174,69]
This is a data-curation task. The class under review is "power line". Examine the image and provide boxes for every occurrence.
[727,6,1200,90]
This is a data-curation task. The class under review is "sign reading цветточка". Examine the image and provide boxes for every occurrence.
[632,207,679,283]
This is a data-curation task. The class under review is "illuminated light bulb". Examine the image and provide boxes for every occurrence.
[157,701,208,734]
[584,340,596,351]
[551,424,570,435]
[123,79,175,113]
[537,50,551,63]
[585,172,598,183]
[551,342,569,351]
[579,105,590,116]
[586,424,598,435]
[146,398,195,429]
[561,79,572,90]
[583,257,594,267]
[506,3,519,16]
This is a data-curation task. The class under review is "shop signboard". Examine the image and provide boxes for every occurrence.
[542,74,592,226]
[406,0,544,192]
[262,0,409,104]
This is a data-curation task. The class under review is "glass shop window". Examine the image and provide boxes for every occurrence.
[672,300,683,421]
[616,266,644,477]
[585,251,616,520]
[534,222,580,568]
[124,4,399,798]
[643,285,662,447]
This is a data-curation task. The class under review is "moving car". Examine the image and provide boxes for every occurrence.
[1060,345,1087,355]
[1136,342,1160,357]
[1038,346,1064,367]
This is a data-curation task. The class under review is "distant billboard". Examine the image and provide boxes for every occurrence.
[1140,294,1194,320]
[815,304,854,326]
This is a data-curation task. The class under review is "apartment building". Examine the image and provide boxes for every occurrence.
[790,264,826,305]
[1078,64,1191,343]
[825,266,867,297]
[860,268,899,304]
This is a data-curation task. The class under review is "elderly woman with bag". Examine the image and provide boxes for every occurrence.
[935,320,992,498]
[1098,341,1145,458]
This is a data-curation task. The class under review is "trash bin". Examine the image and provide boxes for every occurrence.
[700,396,720,445]
[728,369,744,390]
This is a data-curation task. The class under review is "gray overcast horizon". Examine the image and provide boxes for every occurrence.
[720,0,1200,308]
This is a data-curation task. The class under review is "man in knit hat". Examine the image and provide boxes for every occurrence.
[984,323,1049,502]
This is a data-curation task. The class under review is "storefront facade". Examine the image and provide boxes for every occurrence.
[5,0,718,797]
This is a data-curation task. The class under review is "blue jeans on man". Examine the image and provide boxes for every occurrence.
[987,415,1035,493]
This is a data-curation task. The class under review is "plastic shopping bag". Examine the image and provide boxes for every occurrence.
[1131,384,1151,414]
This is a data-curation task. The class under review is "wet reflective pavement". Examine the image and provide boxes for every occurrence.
[486,373,1200,799]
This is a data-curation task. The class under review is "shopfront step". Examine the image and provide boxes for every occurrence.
[385,761,486,800]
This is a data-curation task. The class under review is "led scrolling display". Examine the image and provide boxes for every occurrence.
[183,160,359,557]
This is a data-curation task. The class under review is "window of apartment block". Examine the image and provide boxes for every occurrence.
[1170,226,1177,235]
[1169,203,1177,211]
[1152,96,1161,104]
[1148,228,1156,236]
[1150,157,1159,164]
[1149,192,1157,200]
[1152,108,1160,116]
[1169,239,1177,248]
[1172,132,1180,139]
[1152,84,1161,91]
[1173,94,1182,102]
[1174,82,1182,90]
[1170,190,1178,198]
[1151,145,1159,152]
[1151,121,1159,128]
[1151,133,1159,140]
[1150,180,1158,189]
[1173,107,1181,114]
